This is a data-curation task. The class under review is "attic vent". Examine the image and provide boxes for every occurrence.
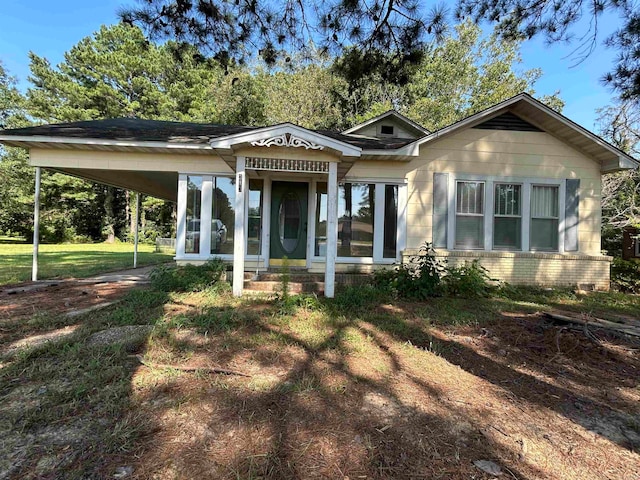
[380,125,395,135]
[473,112,542,132]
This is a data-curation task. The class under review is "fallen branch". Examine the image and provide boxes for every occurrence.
[129,355,251,377]
[543,312,640,338]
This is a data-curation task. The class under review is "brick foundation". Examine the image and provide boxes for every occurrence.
[401,250,612,290]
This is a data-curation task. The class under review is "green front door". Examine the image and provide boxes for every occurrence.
[270,181,308,260]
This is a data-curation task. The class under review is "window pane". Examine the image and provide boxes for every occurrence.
[494,184,521,216]
[185,176,202,254]
[338,183,375,257]
[247,179,262,255]
[455,216,483,249]
[383,185,398,258]
[531,186,559,218]
[315,182,327,256]
[494,217,521,249]
[456,182,484,214]
[211,177,235,255]
[531,218,559,250]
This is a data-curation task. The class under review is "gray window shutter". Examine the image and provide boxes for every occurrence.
[564,179,580,252]
[433,173,449,248]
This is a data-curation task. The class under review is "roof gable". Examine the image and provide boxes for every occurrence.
[342,110,429,139]
[395,93,638,172]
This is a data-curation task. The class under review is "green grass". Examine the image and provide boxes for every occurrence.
[0,242,173,285]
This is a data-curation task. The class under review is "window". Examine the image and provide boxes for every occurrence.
[211,177,235,255]
[455,181,484,249]
[185,176,203,254]
[531,185,559,251]
[380,125,394,135]
[493,184,521,250]
[338,183,375,257]
[315,182,328,256]
[383,185,398,258]
[247,179,263,255]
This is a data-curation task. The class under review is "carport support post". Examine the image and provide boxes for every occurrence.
[32,167,41,282]
[133,192,140,268]
[325,162,338,298]
[232,156,246,297]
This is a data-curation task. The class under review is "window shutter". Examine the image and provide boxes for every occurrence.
[564,179,580,252]
[433,173,449,248]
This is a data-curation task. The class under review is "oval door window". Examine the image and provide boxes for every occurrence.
[278,192,301,253]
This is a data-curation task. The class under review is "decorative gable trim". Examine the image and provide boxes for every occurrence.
[209,123,361,157]
[251,133,324,150]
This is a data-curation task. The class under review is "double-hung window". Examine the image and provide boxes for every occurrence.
[455,181,484,249]
[530,185,559,251]
[494,184,522,250]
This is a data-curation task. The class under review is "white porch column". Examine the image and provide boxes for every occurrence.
[133,192,140,268]
[32,167,41,282]
[233,157,247,296]
[261,178,272,271]
[325,162,338,298]
[176,174,187,258]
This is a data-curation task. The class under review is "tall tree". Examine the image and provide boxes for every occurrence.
[338,22,564,131]
[598,100,640,232]
[457,0,640,101]
[0,62,33,237]
[120,0,448,86]
[121,0,640,101]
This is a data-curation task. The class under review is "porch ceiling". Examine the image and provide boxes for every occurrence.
[52,168,177,201]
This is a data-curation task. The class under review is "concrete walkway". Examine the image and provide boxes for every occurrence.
[76,264,157,284]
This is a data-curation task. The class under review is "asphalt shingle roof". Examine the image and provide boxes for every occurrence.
[0,118,417,150]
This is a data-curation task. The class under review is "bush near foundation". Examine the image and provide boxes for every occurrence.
[611,258,640,293]
[373,242,495,299]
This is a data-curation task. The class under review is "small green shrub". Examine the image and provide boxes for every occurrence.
[373,243,495,299]
[374,242,446,299]
[611,258,640,293]
[443,260,495,298]
[149,259,226,292]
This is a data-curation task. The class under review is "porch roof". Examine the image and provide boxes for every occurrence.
[0,118,416,151]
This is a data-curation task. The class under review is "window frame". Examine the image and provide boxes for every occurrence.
[177,173,265,261]
[310,178,407,264]
[446,175,566,254]
[493,182,523,251]
[530,183,560,252]
[454,180,486,250]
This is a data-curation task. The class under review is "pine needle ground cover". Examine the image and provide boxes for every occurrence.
[0,267,638,479]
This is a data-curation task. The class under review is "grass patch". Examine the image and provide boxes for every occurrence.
[0,242,173,285]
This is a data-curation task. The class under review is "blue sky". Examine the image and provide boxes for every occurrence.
[0,0,625,131]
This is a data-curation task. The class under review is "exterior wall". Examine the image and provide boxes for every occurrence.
[412,129,601,254]
[349,128,603,255]
[349,128,607,289]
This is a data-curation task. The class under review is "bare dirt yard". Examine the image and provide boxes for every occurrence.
[0,270,639,479]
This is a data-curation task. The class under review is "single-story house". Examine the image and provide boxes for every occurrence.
[1,93,637,296]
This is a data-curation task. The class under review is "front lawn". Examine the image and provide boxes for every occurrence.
[0,268,638,479]
[0,242,173,285]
